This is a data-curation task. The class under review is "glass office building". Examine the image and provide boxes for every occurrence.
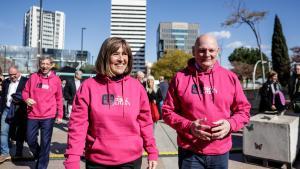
[0,45,89,73]
[157,22,199,60]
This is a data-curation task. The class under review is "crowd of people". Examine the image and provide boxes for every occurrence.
[0,34,298,169]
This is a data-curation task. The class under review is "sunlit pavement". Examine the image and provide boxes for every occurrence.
[0,119,299,169]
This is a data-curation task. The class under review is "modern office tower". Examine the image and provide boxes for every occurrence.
[23,6,65,50]
[110,0,146,73]
[157,22,199,60]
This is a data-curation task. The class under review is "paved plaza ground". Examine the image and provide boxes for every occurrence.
[0,118,300,169]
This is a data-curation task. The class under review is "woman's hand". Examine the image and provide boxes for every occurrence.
[148,160,158,169]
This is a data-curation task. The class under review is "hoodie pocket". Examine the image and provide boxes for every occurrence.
[86,135,143,161]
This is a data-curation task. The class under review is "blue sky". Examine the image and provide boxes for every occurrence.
[0,0,299,68]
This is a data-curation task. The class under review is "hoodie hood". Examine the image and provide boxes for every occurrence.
[186,58,220,75]
[95,74,130,84]
[37,70,56,79]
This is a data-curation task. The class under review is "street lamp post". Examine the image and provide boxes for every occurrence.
[252,60,269,89]
[38,0,43,57]
[80,27,86,68]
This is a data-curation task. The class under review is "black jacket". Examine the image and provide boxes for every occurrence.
[0,76,28,113]
[259,80,284,112]
[288,74,300,101]
[64,78,81,104]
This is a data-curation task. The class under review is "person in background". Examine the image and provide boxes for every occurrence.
[259,70,285,112]
[61,79,67,118]
[64,37,158,169]
[0,66,28,162]
[22,56,63,169]
[162,34,251,169]
[158,76,169,118]
[146,75,162,124]
[136,71,146,88]
[64,70,83,118]
[289,64,300,113]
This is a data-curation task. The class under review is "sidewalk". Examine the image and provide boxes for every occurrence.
[0,120,299,169]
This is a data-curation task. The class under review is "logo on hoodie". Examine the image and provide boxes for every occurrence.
[191,84,218,94]
[191,84,199,94]
[36,83,50,89]
[102,94,131,106]
[102,94,115,105]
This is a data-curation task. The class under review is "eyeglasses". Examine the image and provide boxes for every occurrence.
[9,73,17,76]
[198,48,218,53]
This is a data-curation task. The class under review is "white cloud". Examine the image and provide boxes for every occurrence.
[207,31,231,39]
[226,41,244,48]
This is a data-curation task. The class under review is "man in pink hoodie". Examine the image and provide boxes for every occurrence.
[162,34,251,169]
[22,56,63,169]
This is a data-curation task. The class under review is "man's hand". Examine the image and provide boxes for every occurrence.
[55,118,63,124]
[147,160,158,169]
[190,119,212,141]
[25,98,36,106]
[211,119,231,140]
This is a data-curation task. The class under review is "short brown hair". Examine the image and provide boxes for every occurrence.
[39,56,54,65]
[268,70,278,79]
[95,37,132,77]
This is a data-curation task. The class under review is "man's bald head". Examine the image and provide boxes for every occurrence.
[193,34,220,70]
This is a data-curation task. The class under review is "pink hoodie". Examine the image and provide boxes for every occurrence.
[162,58,251,155]
[64,75,158,169]
[22,71,63,119]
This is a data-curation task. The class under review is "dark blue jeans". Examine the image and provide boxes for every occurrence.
[27,118,55,169]
[178,147,229,169]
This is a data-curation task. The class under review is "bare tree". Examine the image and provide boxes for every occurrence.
[222,0,267,82]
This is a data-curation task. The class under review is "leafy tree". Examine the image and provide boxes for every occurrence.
[291,46,300,63]
[228,47,268,85]
[229,47,268,65]
[222,0,268,82]
[151,50,192,80]
[271,15,290,86]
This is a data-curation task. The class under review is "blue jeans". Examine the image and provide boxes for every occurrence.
[178,147,229,169]
[27,118,55,169]
[0,107,10,155]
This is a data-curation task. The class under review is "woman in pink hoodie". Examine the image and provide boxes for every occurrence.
[64,37,158,169]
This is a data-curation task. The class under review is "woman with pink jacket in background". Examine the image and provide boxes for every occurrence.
[64,37,158,169]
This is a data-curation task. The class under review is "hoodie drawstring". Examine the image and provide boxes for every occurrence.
[121,80,125,118]
[192,69,215,103]
[106,81,111,109]
[192,71,203,101]
[105,76,126,118]
[208,70,215,103]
